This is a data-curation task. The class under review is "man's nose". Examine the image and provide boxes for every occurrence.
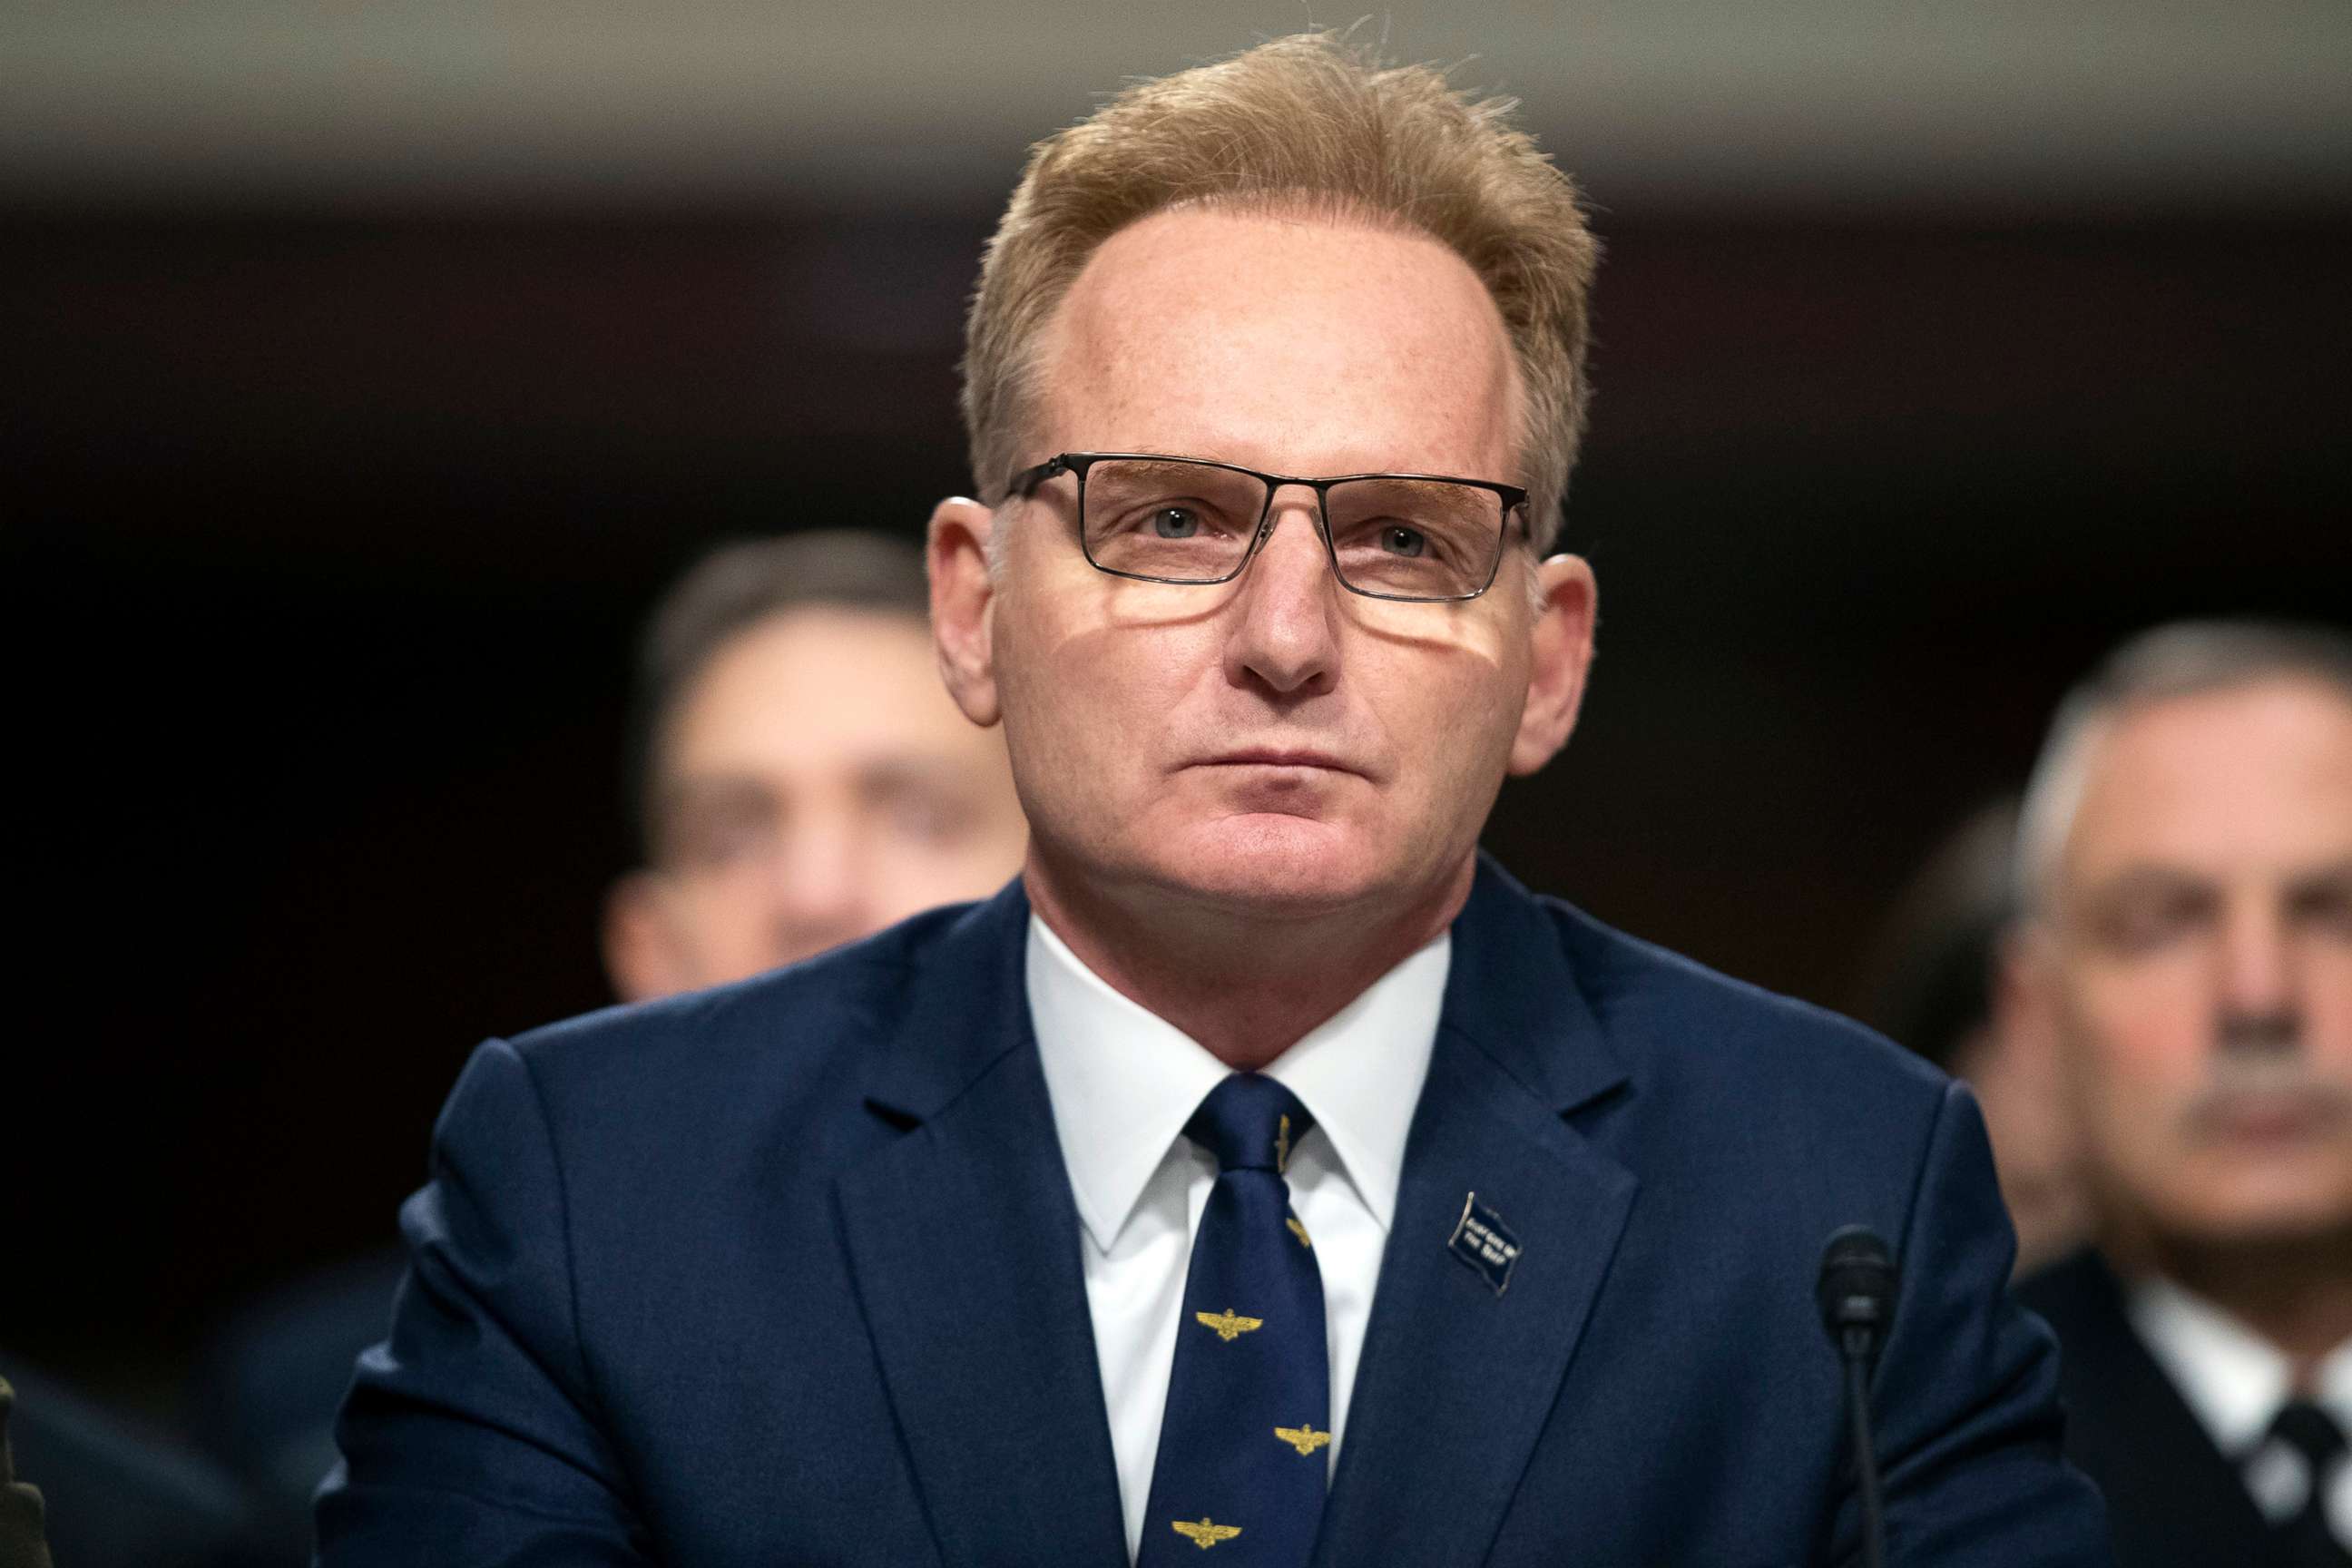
[1221,494,1340,698]
[2215,894,2300,1053]
[770,819,868,945]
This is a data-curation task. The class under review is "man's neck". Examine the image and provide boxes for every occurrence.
[1023,849,1473,1072]
[2125,1227,2352,1380]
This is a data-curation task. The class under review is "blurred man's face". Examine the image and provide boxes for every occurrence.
[2023,677,2352,1252]
[1950,999,2092,1277]
[956,207,1592,923]
[604,607,1027,1000]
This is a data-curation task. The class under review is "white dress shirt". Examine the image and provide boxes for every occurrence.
[2131,1274,2352,1541]
[1026,915,1448,1563]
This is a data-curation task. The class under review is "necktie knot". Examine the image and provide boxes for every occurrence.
[1186,1074,1316,1174]
[2251,1400,2352,1564]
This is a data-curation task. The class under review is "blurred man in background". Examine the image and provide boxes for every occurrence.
[0,1378,54,1568]
[198,528,1027,1563]
[1,1361,259,1568]
[2011,621,2352,1568]
[602,529,1029,998]
[1861,800,2090,1274]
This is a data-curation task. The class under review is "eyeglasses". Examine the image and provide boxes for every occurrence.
[1005,452,1529,603]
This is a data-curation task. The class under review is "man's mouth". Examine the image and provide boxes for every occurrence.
[1201,748,1359,775]
[2191,1086,2352,1147]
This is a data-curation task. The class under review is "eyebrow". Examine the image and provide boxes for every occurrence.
[2080,856,2352,906]
[658,775,773,819]
[852,758,979,794]
[2081,865,2210,904]
[659,757,974,815]
[2286,858,2352,899]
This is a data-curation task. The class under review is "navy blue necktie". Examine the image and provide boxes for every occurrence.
[1137,1074,1330,1565]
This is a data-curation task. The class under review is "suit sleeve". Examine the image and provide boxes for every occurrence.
[1838,1078,2111,1566]
[315,1038,652,1566]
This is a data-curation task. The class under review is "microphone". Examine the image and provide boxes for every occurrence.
[1817,1226,1898,1568]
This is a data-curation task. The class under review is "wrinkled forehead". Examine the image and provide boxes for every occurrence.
[1033,205,1522,478]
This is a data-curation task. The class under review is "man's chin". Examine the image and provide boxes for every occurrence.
[2157,1169,2352,1252]
[1138,814,1391,916]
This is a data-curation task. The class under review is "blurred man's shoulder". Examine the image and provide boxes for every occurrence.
[2011,1248,2122,1336]
[502,895,1002,1126]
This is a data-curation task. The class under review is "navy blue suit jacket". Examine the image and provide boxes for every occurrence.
[318,858,2107,1565]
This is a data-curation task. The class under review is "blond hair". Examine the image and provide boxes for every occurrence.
[961,31,1599,549]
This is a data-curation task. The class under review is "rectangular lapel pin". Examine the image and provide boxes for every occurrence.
[1447,1191,1524,1296]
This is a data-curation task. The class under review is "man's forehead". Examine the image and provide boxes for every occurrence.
[666,608,965,765]
[1036,206,1519,471]
[1051,206,1509,354]
[2063,678,2352,879]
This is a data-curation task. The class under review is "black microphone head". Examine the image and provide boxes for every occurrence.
[1817,1225,1899,1357]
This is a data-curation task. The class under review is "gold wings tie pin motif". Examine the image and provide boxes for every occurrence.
[1194,1308,1264,1341]
[1273,1423,1331,1456]
[1171,1518,1244,1550]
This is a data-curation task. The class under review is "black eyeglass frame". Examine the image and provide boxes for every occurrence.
[1005,451,1532,603]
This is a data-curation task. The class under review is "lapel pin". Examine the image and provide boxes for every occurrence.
[1447,1191,1524,1296]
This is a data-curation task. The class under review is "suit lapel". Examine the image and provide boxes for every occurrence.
[1315,858,1639,1568]
[834,884,1129,1568]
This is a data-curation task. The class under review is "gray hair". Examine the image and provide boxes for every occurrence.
[2013,619,2352,915]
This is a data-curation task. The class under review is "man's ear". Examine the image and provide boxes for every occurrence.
[929,495,1002,728]
[603,872,690,1004]
[1508,554,1598,776]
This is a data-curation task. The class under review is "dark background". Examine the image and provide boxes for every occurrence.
[4,6,2349,1419]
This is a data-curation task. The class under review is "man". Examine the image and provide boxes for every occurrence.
[319,34,2105,1565]
[2009,622,2352,1567]
[195,530,1026,1563]
[1861,802,2091,1273]
[602,529,1030,998]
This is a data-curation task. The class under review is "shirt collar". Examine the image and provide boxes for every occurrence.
[2130,1274,2352,1452]
[1026,914,1449,1252]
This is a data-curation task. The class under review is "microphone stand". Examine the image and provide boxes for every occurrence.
[1838,1330,1887,1568]
[1818,1226,1897,1568]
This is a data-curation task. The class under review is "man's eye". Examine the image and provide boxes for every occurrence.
[2094,894,2209,953]
[2291,877,2352,939]
[671,815,770,870]
[1380,524,1428,558]
[1151,506,1204,539]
